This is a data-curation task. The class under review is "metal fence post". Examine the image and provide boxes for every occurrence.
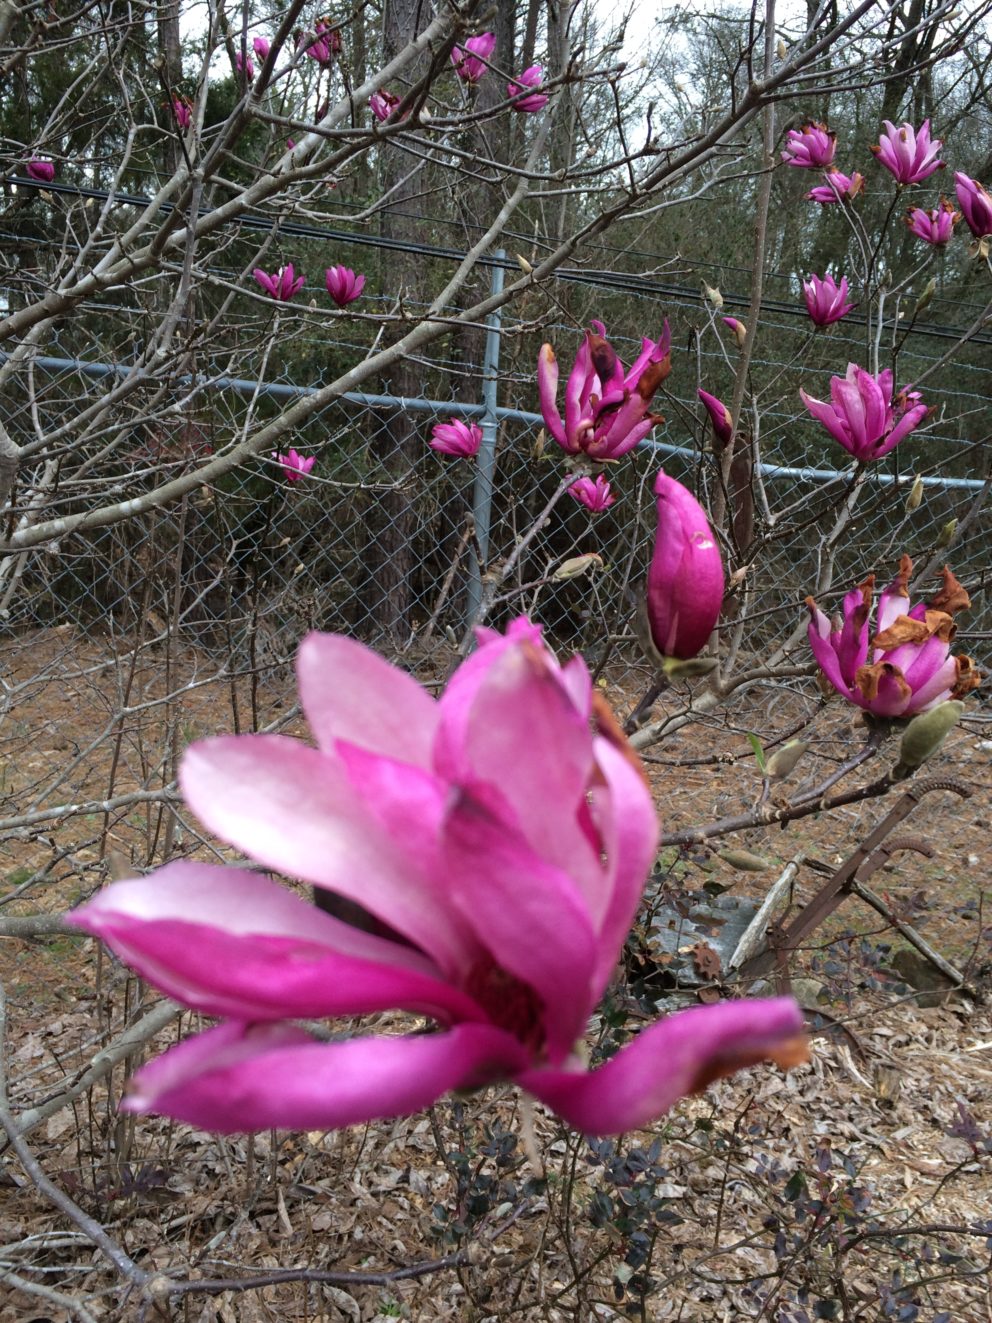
[466,251,505,629]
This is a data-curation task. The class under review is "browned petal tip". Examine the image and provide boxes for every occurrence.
[873,612,948,651]
[636,356,670,401]
[893,554,913,594]
[931,565,971,616]
[588,334,618,382]
[855,660,911,706]
[951,655,982,700]
[770,1034,811,1070]
[590,689,651,788]
[692,1034,811,1093]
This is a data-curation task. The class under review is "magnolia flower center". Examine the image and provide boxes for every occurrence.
[464,957,544,1050]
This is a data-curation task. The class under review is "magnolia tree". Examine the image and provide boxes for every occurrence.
[1,0,992,1314]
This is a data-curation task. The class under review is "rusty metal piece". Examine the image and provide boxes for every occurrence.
[736,777,971,982]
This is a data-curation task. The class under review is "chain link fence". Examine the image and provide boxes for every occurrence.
[1,234,990,848]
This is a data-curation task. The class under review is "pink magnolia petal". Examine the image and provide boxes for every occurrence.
[519,998,806,1134]
[179,735,471,975]
[297,633,438,767]
[585,736,658,1001]
[450,635,599,888]
[800,389,850,450]
[124,1022,528,1133]
[901,652,956,711]
[67,862,482,1024]
[806,611,852,698]
[443,788,598,1063]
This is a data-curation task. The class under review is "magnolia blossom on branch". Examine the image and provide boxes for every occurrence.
[905,200,958,245]
[429,419,482,456]
[954,172,992,239]
[507,65,548,112]
[802,273,855,327]
[253,265,305,301]
[325,265,365,306]
[568,474,615,512]
[272,449,315,481]
[800,364,928,461]
[781,121,836,169]
[451,32,495,83]
[68,620,806,1134]
[538,320,671,460]
[25,159,55,183]
[871,120,943,185]
[806,557,980,718]
[806,169,863,204]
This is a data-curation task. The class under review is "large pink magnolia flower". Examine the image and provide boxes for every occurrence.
[954,172,992,239]
[538,320,671,461]
[905,199,958,246]
[802,273,855,327]
[806,169,863,205]
[800,363,928,462]
[452,32,495,83]
[806,556,980,718]
[646,472,724,661]
[568,474,615,512]
[781,121,836,169]
[871,120,943,185]
[68,621,805,1135]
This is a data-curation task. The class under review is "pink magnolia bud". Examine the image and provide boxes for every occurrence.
[646,471,724,660]
[451,32,495,84]
[324,265,365,307]
[170,98,192,130]
[697,390,733,448]
[954,172,992,239]
[235,51,255,81]
[870,119,943,185]
[781,121,835,169]
[722,316,747,349]
[253,37,271,62]
[507,65,548,113]
[25,158,55,183]
[802,273,855,327]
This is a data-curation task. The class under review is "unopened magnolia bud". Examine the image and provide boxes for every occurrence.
[703,281,724,310]
[764,739,809,780]
[719,848,772,871]
[516,254,533,274]
[936,518,957,549]
[553,552,603,581]
[776,38,787,58]
[914,277,936,315]
[891,700,963,779]
[905,474,924,513]
[661,655,719,679]
[532,427,546,459]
